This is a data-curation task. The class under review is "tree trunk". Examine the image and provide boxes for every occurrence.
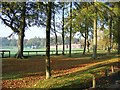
[16,32,24,58]
[69,2,72,57]
[118,17,120,54]
[93,16,97,59]
[53,6,58,55]
[16,2,26,59]
[108,17,112,54]
[83,19,89,54]
[55,33,58,55]
[62,3,65,55]
[93,1,97,59]
[86,5,90,53]
[45,2,52,79]
[83,32,86,55]
[86,28,90,53]
[118,2,120,54]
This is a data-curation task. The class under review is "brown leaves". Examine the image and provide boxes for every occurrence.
[2,56,119,88]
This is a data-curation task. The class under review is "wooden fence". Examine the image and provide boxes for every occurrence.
[0,50,82,58]
[23,50,82,56]
[0,50,10,58]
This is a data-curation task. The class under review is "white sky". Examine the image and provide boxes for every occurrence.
[0,23,46,39]
[0,11,62,40]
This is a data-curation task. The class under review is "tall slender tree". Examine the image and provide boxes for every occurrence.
[117,2,120,54]
[86,25,90,53]
[62,2,65,55]
[45,2,52,79]
[83,28,87,55]
[83,18,89,55]
[53,3,58,55]
[92,0,97,59]
[69,2,72,57]
[118,18,120,54]
[108,17,112,54]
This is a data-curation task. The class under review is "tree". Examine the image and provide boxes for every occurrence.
[83,19,88,55]
[9,38,17,46]
[45,2,52,79]
[0,37,9,46]
[105,3,114,54]
[69,2,72,57]
[108,16,112,53]
[16,2,26,58]
[106,2,120,54]
[86,25,90,53]
[92,1,97,59]
[116,2,120,54]
[62,2,65,55]
[69,2,93,55]
[26,37,42,48]
[113,2,120,54]
[52,3,58,55]
[0,2,37,58]
[118,15,120,54]
[66,2,113,57]
[0,2,25,58]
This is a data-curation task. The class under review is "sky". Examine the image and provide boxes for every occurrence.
[0,9,62,40]
[0,21,80,40]
[0,12,63,40]
[0,23,46,39]
[0,1,68,40]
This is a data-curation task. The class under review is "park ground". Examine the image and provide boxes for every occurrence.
[2,53,120,89]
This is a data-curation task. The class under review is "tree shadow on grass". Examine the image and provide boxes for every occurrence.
[55,71,120,89]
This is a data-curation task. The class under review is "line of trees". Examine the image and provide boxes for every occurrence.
[0,36,81,49]
[0,1,120,79]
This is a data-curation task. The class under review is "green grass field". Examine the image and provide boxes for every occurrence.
[1,46,84,57]
[0,46,117,58]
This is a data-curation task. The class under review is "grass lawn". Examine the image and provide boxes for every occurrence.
[1,46,113,57]
[33,57,119,88]
[2,53,120,88]
[1,46,84,57]
[34,66,117,88]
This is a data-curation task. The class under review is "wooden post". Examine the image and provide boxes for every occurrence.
[111,65,114,73]
[9,51,10,57]
[92,75,96,88]
[2,52,4,58]
[1,52,4,58]
[105,69,109,76]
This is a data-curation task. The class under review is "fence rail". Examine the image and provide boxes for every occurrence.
[0,50,82,58]
[0,50,10,58]
[23,50,82,56]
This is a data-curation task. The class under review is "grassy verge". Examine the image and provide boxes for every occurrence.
[33,58,119,89]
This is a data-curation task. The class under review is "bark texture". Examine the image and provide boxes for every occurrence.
[69,2,72,57]
[62,3,65,55]
[93,2,97,59]
[16,2,26,59]
[45,2,52,79]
